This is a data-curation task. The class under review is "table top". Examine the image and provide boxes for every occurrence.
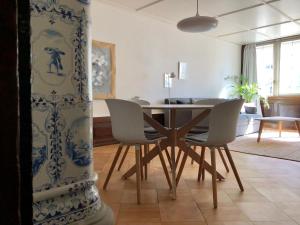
[141,104,214,109]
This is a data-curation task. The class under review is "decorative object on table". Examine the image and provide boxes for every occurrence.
[225,75,259,114]
[164,72,176,88]
[177,0,218,32]
[178,62,187,80]
[92,40,116,99]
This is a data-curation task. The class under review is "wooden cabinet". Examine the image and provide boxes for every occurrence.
[93,117,118,147]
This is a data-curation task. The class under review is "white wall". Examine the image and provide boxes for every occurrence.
[91,1,241,117]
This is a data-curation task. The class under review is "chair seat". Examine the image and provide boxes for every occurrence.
[144,127,159,133]
[185,132,208,143]
[188,126,208,134]
[144,131,166,141]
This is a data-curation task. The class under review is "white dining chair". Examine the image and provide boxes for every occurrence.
[189,99,230,180]
[183,99,244,208]
[103,99,171,204]
[117,98,158,180]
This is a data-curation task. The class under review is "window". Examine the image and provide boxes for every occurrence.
[256,44,274,96]
[280,40,300,94]
[256,37,300,96]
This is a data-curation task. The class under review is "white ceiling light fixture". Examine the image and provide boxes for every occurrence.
[177,0,218,33]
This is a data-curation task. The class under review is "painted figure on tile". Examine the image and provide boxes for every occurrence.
[45,47,65,76]
[32,124,48,176]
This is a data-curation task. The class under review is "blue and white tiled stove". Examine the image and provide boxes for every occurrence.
[30,0,113,224]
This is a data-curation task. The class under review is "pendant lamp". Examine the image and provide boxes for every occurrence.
[177,0,218,32]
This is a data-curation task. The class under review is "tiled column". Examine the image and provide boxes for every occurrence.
[30,0,113,224]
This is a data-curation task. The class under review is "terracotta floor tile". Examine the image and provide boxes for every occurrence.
[252,222,298,225]
[237,202,291,222]
[201,205,250,223]
[159,201,205,222]
[274,202,300,224]
[100,189,123,204]
[157,189,193,203]
[118,204,161,223]
[207,222,253,225]
[108,203,120,220]
[162,222,206,225]
[121,189,158,204]
[191,189,233,204]
[256,188,300,202]
[225,189,269,203]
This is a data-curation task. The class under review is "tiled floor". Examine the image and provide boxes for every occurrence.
[94,143,300,225]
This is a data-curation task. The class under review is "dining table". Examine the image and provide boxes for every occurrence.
[122,104,225,199]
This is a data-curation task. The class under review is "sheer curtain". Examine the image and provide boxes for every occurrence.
[243,44,257,84]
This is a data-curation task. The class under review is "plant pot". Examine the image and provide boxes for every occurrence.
[245,106,257,114]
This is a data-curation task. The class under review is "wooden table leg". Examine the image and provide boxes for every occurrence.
[170,109,177,199]
[257,121,264,143]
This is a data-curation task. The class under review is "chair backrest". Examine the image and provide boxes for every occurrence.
[130,98,151,116]
[130,98,152,127]
[106,99,147,143]
[206,99,244,145]
[192,98,228,127]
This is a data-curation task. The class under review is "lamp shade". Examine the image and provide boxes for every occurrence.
[177,15,218,33]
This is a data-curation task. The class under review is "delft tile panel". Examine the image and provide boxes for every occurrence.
[30,1,104,224]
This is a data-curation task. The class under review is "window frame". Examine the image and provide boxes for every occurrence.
[255,35,300,96]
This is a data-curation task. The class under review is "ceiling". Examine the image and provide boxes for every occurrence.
[97,0,300,45]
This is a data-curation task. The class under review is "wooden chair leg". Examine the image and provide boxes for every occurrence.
[144,144,149,180]
[210,147,218,209]
[191,146,197,164]
[202,166,205,181]
[257,121,264,143]
[140,146,144,180]
[157,142,172,189]
[218,147,229,172]
[176,148,189,185]
[103,144,123,190]
[165,148,172,168]
[295,121,300,136]
[197,146,205,182]
[117,145,130,171]
[175,149,182,168]
[135,144,142,204]
[278,121,282,137]
[224,145,244,191]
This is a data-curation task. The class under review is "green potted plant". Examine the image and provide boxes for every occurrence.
[225,75,259,114]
